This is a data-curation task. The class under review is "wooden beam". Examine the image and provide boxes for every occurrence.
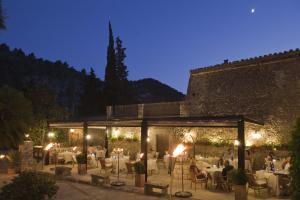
[237,119,245,169]
[105,126,111,158]
[83,121,88,170]
[141,120,148,182]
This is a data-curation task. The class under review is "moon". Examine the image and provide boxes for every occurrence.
[251,8,255,14]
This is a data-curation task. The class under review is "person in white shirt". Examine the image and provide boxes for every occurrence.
[281,156,291,171]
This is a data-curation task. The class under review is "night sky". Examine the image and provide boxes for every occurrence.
[1,0,300,93]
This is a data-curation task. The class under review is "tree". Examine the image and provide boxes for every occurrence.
[289,118,300,200]
[24,83,67,145]
[0,0,5,29]
[104,21,118,106]
[78,68,105,116]
[115,37,128,82]
[115,36,131,104]
[0,85,33,149]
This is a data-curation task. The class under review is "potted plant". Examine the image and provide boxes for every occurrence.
[229,168,248,200]
[76,153,87,175]
[134,161,145,187]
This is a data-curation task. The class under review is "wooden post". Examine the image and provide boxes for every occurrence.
[83,121,88,171]
[141,120,148,182]
[237,118,245,170]
[105,126,111,158]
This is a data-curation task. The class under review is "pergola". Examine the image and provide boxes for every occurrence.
[48,115,264,181]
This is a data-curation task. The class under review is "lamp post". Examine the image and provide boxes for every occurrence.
[170,144,192,199]
[111,148,125,186]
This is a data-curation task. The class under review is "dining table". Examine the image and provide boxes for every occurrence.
[147,159,158,173]
[255,169,289,196]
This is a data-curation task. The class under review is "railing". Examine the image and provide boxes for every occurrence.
[107,101,185,118]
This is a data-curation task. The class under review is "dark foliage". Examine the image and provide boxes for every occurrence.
[0,43,85,115]
[0,171,58,200]
[104,21,118,106]
[0,43,185,118]
[0,85,33,148]
[78,68,105,116]
[129,78,184,103]
[76,153,86,164]
[228,168,247,185]
[289,118,300,200]
[134,161,145,174]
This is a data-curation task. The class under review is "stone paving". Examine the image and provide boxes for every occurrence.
[41,165,288,200]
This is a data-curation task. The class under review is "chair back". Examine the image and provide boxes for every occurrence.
[246,173,257,187]
[100,158,106,169]
[189,169,197,182]
[126,162,134,174]
[213,171,224,183]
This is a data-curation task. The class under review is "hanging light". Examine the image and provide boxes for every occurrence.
[48,132,55,138]
[69,129,75,133]
[234,140,240,146]
[86,134,91,140]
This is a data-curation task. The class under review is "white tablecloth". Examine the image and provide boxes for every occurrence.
[111,157,129,171]
[87,154,97,167]
[255,170,289,196]
[58,152,76,164]
[147,159,158,172]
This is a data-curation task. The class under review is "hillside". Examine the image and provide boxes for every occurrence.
[0,44,185,115]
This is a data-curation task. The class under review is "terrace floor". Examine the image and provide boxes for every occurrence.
[41,164,289,200]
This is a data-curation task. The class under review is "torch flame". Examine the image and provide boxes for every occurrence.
[172,144,186,157]
[45,143,54,151]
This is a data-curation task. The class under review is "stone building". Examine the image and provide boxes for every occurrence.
[48,49,300,179]
[183,49,300,144]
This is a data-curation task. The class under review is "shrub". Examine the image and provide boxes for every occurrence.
[0,171,58,200]
[289,118,300,200]
[228,169,247,185]
[134,161,145,174]
[76,153,86,164]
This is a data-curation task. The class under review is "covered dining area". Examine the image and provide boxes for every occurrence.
[44,115,291,199]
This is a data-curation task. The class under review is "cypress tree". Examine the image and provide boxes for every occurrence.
[115,36,131,104]
[104,21,118,106]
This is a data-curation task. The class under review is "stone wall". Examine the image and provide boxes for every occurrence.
[184,50,300,144]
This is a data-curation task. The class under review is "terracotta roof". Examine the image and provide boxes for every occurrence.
[190,48,300,75]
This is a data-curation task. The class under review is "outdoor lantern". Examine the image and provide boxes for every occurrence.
[234,139,240,146]
[48,132,55,138]
[170,143,192,198]
[251,130,262,140]
[86,134,91,140]
[111,148,125,187]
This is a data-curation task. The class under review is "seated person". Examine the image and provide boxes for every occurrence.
[281,156,291,170]
[222,160,234,180]
[190,159,207,179]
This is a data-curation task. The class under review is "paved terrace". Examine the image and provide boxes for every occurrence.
[39,165,287,200]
